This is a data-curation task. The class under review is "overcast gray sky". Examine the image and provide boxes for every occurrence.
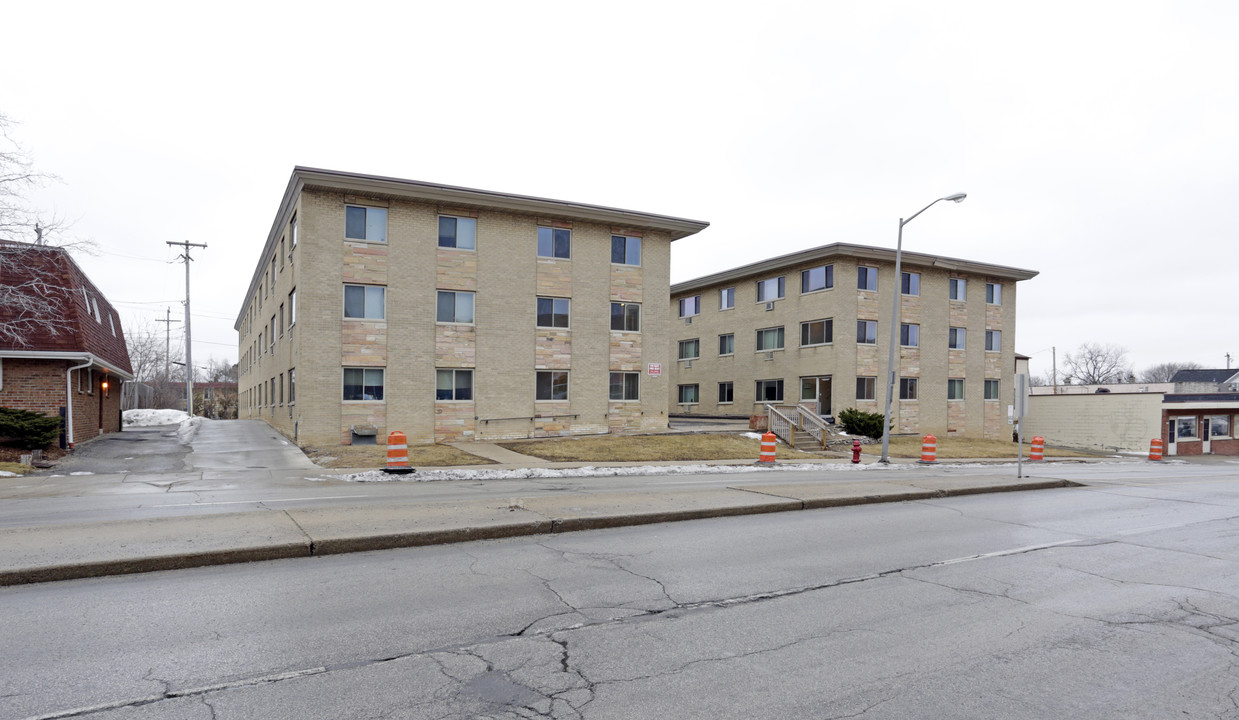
[3,1,1236,380]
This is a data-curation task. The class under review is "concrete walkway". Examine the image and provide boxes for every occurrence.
[0,471,1078,586]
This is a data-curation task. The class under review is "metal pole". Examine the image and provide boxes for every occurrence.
[879,219,904,464]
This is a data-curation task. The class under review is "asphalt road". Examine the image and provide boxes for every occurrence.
[4,464,1239,719]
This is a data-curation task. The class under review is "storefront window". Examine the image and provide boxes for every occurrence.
[1175,417,1198,439]
[1210,415,1232,438]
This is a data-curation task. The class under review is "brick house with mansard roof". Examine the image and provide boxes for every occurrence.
[0,242,133,447]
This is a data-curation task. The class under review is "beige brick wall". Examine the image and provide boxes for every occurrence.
[239,186,676,446]
[670,255,1022,439]
[1025,393,1163,453]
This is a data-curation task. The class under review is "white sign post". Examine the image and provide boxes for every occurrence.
[1015,373,1027,478]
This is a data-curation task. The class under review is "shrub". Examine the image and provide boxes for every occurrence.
[0,407,62,449]
[837,407,888,439]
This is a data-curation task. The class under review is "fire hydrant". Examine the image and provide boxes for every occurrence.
[851,438,862,464]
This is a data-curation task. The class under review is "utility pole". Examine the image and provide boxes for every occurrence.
[1226,353,1233,370]
[1052,346,1059,395]
[154,306,181,387]
[167,241,207,415]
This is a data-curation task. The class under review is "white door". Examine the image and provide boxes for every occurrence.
[1202,418,1212,454]
[1167,419,1178,456]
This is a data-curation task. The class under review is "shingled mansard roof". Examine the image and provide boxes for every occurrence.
[1169,368,1239,384]
[0,242,133,378]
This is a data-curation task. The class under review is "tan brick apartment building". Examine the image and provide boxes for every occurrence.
[236,168,708,446]
[669,244,1037,438]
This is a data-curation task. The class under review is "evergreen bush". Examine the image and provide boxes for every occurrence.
[0,407,62,449]
[837,407,888,439]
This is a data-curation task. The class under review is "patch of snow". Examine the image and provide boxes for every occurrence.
[123,409,191,427]
[177,416,205,443]
[69,471,94,476]
[328,462,916,483]
[0,471,18,477]
[740,432,764,439]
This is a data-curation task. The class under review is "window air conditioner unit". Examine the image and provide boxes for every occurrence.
[764,352,774,361]
[685,316,693,324]
[765,302,775,311]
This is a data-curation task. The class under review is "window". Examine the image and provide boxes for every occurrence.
[288,289,296,327]
[678,384,700,404]
[801,265,834,293]
[718,381,734,404]
[900,378,918,400]
[538,227,571,259]
[1210,415,1231,438]
[611,235,641,265]
[289,214,298,258]
[610,372,639,401]
[108,313,116,337]
[280,238,285,270]
[278,304,285,336]
[985,330,1002,352]
[949,327,966,350]
[536,371,569,400]
[720,287,735,310]
[92,297,102,323]
[436,369,474,400]
[345,205,387,242]
[611,302,640,332]
[756,326,785,351]
[900,323,919,347]
[679,296,700,318]
[1175,417,1198,439]
[678,339,700,360]
[948,378,965,400]
[288,368,295,403]
[986,282,1002,305]
[343,368,384,401]
[270,315,276,351]
[857,320,877,344]
[437,291,475,323]
[858,266,877,291]
[279,373,284,405]
[856,377,876,400]
[800,319,833,346]
[438,216,476,250]
[755,379,784,402]
[344,285,385,320]
[718,333,735,356]
[901,272,920,296]
[537,297,570,328]
[756,276,785,302]
[985,379,1000,400]
[79,367,93,394]
[949,277,966,301]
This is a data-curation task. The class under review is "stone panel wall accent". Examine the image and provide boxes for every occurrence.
[343,243,387,284]
[984,400,1002,437]
[536,260,573,297]
[342,320,387,365]
[897,401,920,433]
[610,332,643,370]
[611,265,643,302]
[535,330,572,369]
[341,403,387,445]
[437,249,478,291]
[434,402,477,442]
[436,325,476,366]
[947,400,966,434]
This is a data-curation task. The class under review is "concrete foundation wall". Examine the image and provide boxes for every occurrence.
[1025,393,1163,454]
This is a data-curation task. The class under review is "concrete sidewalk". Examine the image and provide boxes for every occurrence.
[0,473,1078,586]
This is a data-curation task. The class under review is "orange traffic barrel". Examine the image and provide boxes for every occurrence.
[758,432,777,464]
[383,431,415,474]
[918,434,938,464]
[1030,436,1045,461]
[1148,438,1164,461]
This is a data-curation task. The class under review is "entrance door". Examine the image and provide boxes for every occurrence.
[1167,419,1177,456]
[1202,418,1212,454]
[817,378,832,418]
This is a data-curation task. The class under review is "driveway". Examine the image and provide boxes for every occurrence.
[44,419,317,476]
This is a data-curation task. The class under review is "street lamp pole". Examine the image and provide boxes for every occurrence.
[879,193,966,464]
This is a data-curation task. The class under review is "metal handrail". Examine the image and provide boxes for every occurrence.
[765,404,797,448]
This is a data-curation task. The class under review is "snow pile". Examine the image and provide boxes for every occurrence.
[177,416,205,443]
[123,409,191,427]
[326,462,913,483]
[0,471,18,477]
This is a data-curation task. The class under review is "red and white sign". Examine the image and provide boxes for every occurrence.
[647,363,662,377]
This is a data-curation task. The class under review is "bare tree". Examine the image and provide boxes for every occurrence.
[1027,369,1057,387]
[0,114,93,345]
[1063,343,1132,385]
[1139,361,1203,383]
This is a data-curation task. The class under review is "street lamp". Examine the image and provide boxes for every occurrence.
[879,192,967,464]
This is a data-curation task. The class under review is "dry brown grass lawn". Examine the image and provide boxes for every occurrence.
[0,461,35,475]
[498,433,816,462]
[303,443,495,469]
[862,435,1101,459]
